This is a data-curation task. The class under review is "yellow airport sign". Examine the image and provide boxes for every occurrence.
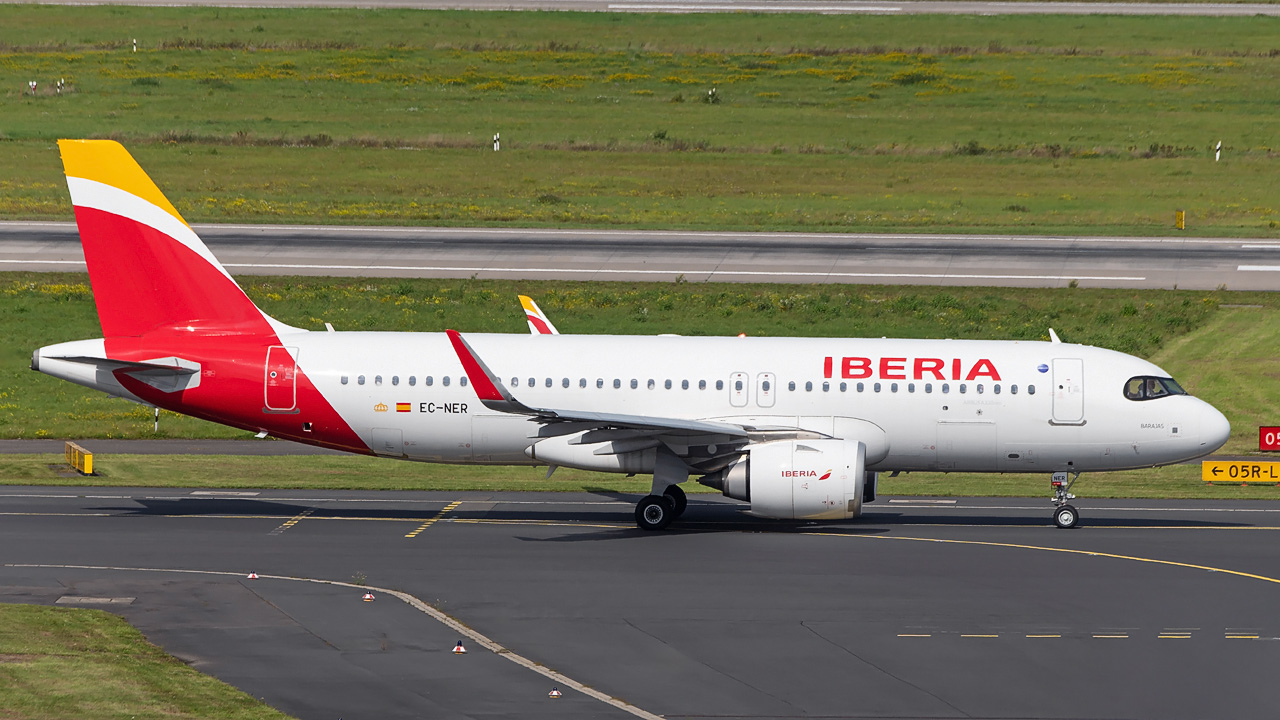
[1202,460,1280,483]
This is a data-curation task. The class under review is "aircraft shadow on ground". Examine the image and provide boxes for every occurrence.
[86,498,1253,531]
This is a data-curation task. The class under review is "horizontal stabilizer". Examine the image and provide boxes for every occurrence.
[53,356,199,376]
[48,355,201,393]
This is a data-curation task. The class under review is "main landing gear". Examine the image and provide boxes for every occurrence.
[1051,471,1080,529]
[635,485,687,531]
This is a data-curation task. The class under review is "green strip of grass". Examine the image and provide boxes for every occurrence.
[0,604,291,720]
[6,453,1278,501]
[2,8,1279,235]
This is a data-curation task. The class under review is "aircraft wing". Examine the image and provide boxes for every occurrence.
[519,295,559,335]
[447,330,827,472]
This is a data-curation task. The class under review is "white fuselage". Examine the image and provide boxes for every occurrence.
[284,332,1228,473]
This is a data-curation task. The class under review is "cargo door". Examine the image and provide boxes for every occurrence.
[371,427,404,458]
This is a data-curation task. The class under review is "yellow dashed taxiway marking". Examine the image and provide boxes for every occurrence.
[268,508,314,536]
[806,532,1280,587]
[405,500,462,538]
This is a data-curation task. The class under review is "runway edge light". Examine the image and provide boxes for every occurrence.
[361,592,375,602]
[453,641,467,655]
[548,688,562,699]
[246,572,258,579]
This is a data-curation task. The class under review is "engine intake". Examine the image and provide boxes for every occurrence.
[699,438,867,520]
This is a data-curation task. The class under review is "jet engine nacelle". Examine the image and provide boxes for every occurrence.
[701,439,867,520]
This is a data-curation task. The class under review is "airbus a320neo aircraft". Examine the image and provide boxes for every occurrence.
[34,140,1231,530]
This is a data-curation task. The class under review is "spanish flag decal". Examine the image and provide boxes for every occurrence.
[396,403,412,413]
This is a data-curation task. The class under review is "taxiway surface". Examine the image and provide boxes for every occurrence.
[5,221,1280,290]
[3,487,1279,719]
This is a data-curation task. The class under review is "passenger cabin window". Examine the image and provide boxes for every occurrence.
[614,379,621,389]
[358,375,365,385]
[409,376,416,386]
[648,379,656,390]
[597,378,604,389]
[546,378,553,388]
[442,376,450,387]
[375,375,383,386]
[631,379,639,389]
[1028,385,1036,395]
[580,378,587,388]
[822,382,830,392]
[426,376,434,386]
[840,382,847,392]
[665,380,673,390]
[1124,376,1187,401]
[341,376,349,385]
[805,381,813,392]
[563,378,570,388]
[682,380,690,390]
[460,377,468,387]
[392,376,399,386]
[788,381,797,391]
[716,380,724,391]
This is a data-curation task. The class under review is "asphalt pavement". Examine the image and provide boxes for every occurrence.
[6,221,1280,290]
[4,487,1280,719]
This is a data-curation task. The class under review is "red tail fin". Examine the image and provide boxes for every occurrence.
[59,140,281,338]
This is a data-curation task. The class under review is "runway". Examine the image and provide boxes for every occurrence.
[5,220,1280,290]
[3,0,1278,15]
[4,486,1279,719]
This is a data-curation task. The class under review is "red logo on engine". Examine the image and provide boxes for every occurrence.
[819,469,832,481]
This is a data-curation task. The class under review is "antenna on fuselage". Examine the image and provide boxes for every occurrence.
[1048,328,1062,343]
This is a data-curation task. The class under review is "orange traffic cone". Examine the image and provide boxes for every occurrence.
[453,641,467,655]
[246,572,259,579]
[361,592,375,602]
[548,688,562,699]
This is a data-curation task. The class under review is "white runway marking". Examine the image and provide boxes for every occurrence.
[1238,265,1280,272]
[6,563,664,720]
[221,263,1145,282]
[609,3,902,10]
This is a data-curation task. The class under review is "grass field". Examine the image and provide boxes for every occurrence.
[5,452,1277,500]
[2,7,1279,234]
[0,604,290,720]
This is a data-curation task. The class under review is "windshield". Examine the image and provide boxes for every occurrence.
[1123,376,1188,401]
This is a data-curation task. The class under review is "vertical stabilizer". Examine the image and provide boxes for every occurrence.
[59,139,288,338]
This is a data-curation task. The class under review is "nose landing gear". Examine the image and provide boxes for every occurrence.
[1052,471,1080,529]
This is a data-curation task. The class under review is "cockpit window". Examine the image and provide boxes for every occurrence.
[1124,376,1188,401]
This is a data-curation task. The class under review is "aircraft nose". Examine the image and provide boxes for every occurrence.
[1199,402,1231,452]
